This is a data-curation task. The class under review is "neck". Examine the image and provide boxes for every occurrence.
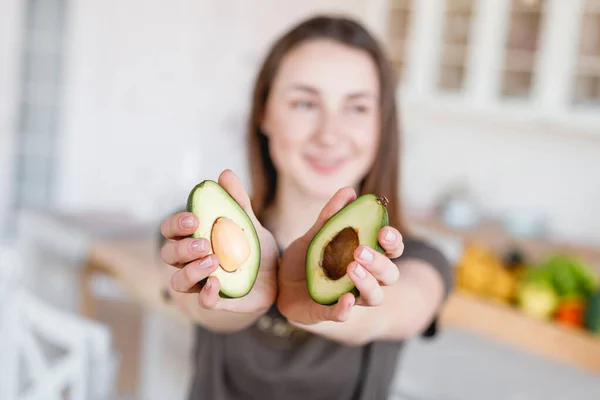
[262,179,329,250]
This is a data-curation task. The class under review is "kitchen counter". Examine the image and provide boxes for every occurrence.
[16,208,600,377]
[82,234,600,376]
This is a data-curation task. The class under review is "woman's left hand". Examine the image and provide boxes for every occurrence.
[277,187,405,325]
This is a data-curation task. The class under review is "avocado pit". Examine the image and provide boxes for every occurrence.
[211,217,250,272]
[321,227,359,280]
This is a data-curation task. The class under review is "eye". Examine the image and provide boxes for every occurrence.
[292,99,316,110]
[348,104,369,114]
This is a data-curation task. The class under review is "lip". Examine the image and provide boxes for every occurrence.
[304,154,347,175]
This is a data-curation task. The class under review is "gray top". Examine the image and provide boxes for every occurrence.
[187,236,454,400]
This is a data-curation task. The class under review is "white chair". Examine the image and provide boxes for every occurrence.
[0,246,119,400]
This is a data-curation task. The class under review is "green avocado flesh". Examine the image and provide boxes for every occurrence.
[186,180,261,298]
[306,194,389,305]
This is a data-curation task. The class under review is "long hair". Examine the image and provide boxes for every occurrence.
[247,15,403,230]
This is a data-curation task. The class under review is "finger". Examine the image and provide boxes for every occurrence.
[170,255,218,293]
[160,212,198,240]
[378,227,404,259]
[218,169,256,218]
[354,245,400,286]
[161,237,211,267]
[198,276,221,309]
[348,262,384,306]
[306,187,357,238]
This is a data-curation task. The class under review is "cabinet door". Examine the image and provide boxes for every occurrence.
[573,0,600,107]
[387,0,415,82]
[500,0,548,99]
[437,0,476,92]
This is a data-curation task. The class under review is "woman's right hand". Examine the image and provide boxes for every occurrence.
[159,170,278,316]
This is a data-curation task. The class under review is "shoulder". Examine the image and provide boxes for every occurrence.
[394,235,455,299]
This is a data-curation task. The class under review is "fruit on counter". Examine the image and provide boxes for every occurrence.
[456,242,490,296]
[555,296,586,328]
[516,270,560,320]
[186,180,261,298]
[306,194,388,305]
[456,241,518,303]
[585,290,600,337]
[487,265,518,304]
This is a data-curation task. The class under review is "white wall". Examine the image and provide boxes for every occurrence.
[57,0,375,222]
[0,0,23,240]
[401,103,600,246]
[55,0,600,246]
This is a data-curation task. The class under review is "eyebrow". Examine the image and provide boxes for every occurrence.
[285,83,378,100]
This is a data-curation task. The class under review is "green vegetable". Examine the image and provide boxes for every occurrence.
[539,255,598,300]
[585,290,600,337]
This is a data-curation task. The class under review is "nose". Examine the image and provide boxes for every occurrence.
[313,112,340,147]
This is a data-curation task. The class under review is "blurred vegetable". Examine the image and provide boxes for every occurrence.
[585,290,600,337]
[539,255,598,300]
[516,272,560,320]
[555,297,586,328]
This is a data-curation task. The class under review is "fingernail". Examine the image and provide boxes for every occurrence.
[358,247,374,263]
[354,264,367,279]
[205,279,211,289]
[182,216,194,228]
[384,228,395,243]
[198,256,213,269]
[191,239,205,252]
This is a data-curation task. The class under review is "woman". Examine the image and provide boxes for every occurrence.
[159,15,453,400]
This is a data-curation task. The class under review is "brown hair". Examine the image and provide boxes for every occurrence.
[247,15,403,230]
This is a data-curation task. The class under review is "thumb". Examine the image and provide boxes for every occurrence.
[217,169,258,221]
[304,187,357,240]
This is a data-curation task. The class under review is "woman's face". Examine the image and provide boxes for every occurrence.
[262,39,381,201]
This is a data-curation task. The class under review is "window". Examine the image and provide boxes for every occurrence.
[12,0,67,211]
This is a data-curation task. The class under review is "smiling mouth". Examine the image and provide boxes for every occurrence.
[304,154,347,175]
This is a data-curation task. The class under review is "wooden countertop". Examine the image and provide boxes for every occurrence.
[85,235,600,376]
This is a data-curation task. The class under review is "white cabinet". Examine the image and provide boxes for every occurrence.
[382,0,600,133]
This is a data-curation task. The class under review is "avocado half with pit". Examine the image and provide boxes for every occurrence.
[186,180,261,298]
[306,194,389,305]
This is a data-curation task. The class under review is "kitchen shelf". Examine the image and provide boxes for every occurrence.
[503,49,536,72]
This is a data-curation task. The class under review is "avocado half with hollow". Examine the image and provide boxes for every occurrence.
[306,194,389,305]
[186,180,261,298]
